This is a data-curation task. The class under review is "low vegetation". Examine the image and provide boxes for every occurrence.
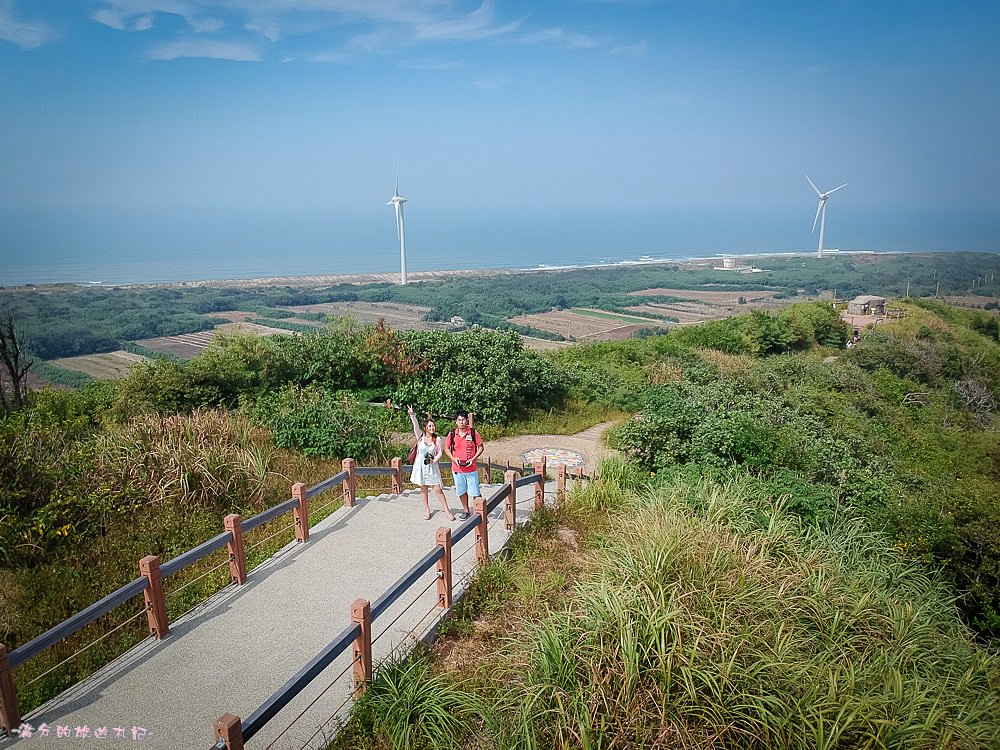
[331,463,1000,749]
[2,261,1000,741]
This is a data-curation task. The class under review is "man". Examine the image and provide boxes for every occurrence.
[444,409,484,520]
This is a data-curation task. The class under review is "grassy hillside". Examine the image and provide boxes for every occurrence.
[2,288,999,741]
[333,464,1000,749]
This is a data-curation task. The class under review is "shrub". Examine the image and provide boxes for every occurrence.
[244,386,393,460]
[392,329,566,423]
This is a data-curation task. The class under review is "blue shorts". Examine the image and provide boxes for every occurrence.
[454,470,481,498]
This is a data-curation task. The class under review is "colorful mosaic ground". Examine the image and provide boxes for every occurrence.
[522,447,586,467]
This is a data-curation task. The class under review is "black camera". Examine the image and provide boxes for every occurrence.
[423,455,433,465]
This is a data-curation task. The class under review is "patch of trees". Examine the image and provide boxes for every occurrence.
[605,302,1000,636]
[8,252,1000,361]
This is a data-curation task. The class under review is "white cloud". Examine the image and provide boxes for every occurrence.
[0,0,58,48]
[246,19,281,42]
[411,0,520,42]
[609,41,647,57]
[397,59,471,71]
[148,38,261,61]
[309,50,350,63]
[92,9,156,31]
[189,16,225,33]
[517,27,597,49]
[86,1,612,62]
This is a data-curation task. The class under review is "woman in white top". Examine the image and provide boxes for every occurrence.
[407,405,455,521]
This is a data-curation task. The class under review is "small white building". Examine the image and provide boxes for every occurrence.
[847,295,887,316]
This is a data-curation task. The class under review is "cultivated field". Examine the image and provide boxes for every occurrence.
[521,336,573,352]
[511,308,665,341]
[136,321,293,359]
[280,301,439,330]
[624,287,791,325]
[939,295,999,312]
[48,350,148,379]
[628,288,782,304]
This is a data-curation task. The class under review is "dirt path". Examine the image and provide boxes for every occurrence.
[478,420,619,474]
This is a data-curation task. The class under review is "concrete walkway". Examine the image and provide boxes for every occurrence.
[478,420,618,475]
[3,481,558,749]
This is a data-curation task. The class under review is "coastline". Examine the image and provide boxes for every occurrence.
[7,248,947,291]
[116,249,912,290]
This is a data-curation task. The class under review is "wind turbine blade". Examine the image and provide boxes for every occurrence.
[827,182,848,195]
[805,174,821,196]
[811,200,822,233]
[394,161,400,196]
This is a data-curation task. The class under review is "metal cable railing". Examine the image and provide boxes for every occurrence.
[264,654,360,750]
[20,605,150,689]
[166,556,232,600]
[244,521,297,554]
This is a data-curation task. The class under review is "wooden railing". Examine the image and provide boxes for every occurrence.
[209,460,580,750]
[0,456,591,739]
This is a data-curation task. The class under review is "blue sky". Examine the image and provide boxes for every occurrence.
[1,1,999,275]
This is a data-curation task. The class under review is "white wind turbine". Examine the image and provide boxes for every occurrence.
[806,175,848,258]
[388,169,408,285]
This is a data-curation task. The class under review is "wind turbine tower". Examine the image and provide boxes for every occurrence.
[388,171,408,285]
[806,175,847,258]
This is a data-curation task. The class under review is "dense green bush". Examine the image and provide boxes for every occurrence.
[244,386,393,459]
[612,380,845,485]
[392,328,567,423]
[670,303,849,355]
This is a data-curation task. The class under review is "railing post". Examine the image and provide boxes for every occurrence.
[214,713,244,750]
[533,456,547,511]
[576,465,584,488]
[503,470,517,531]
[391,457,403,494]
[291,482,309,543]
[139,556,169,639]
[224,514,247,585]
[0,644,20,738]
[474,497,489,564]
[436,528,453,609]
[557,464,567,504]
[351,599,372,697]
[342,458,356,508]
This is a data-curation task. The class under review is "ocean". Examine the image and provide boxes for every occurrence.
[1,206,997,287]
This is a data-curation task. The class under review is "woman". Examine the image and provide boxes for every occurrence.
[407,405,455,521]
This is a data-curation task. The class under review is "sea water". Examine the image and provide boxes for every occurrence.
[1,205,996,287]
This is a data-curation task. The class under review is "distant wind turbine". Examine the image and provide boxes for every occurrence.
[806,175,847,258]
[388,168,408,285]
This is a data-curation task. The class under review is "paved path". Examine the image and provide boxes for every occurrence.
[3,481,558,749]
[479,420,619,475]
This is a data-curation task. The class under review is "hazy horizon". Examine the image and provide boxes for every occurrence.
[2,205,997,287]
[2,1,998,277]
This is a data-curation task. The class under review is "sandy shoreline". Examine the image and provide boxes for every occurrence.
[134,250,908,290]
[23,249,911,290]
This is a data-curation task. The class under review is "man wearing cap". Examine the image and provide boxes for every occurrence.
[444,409,484,520]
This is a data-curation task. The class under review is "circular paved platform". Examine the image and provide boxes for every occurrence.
[522,447,586,467]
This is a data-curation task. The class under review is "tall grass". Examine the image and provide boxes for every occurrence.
[3,410,349,716]
[329,651,483,750]
[94,408,277,510]
[486,460,1000,749]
